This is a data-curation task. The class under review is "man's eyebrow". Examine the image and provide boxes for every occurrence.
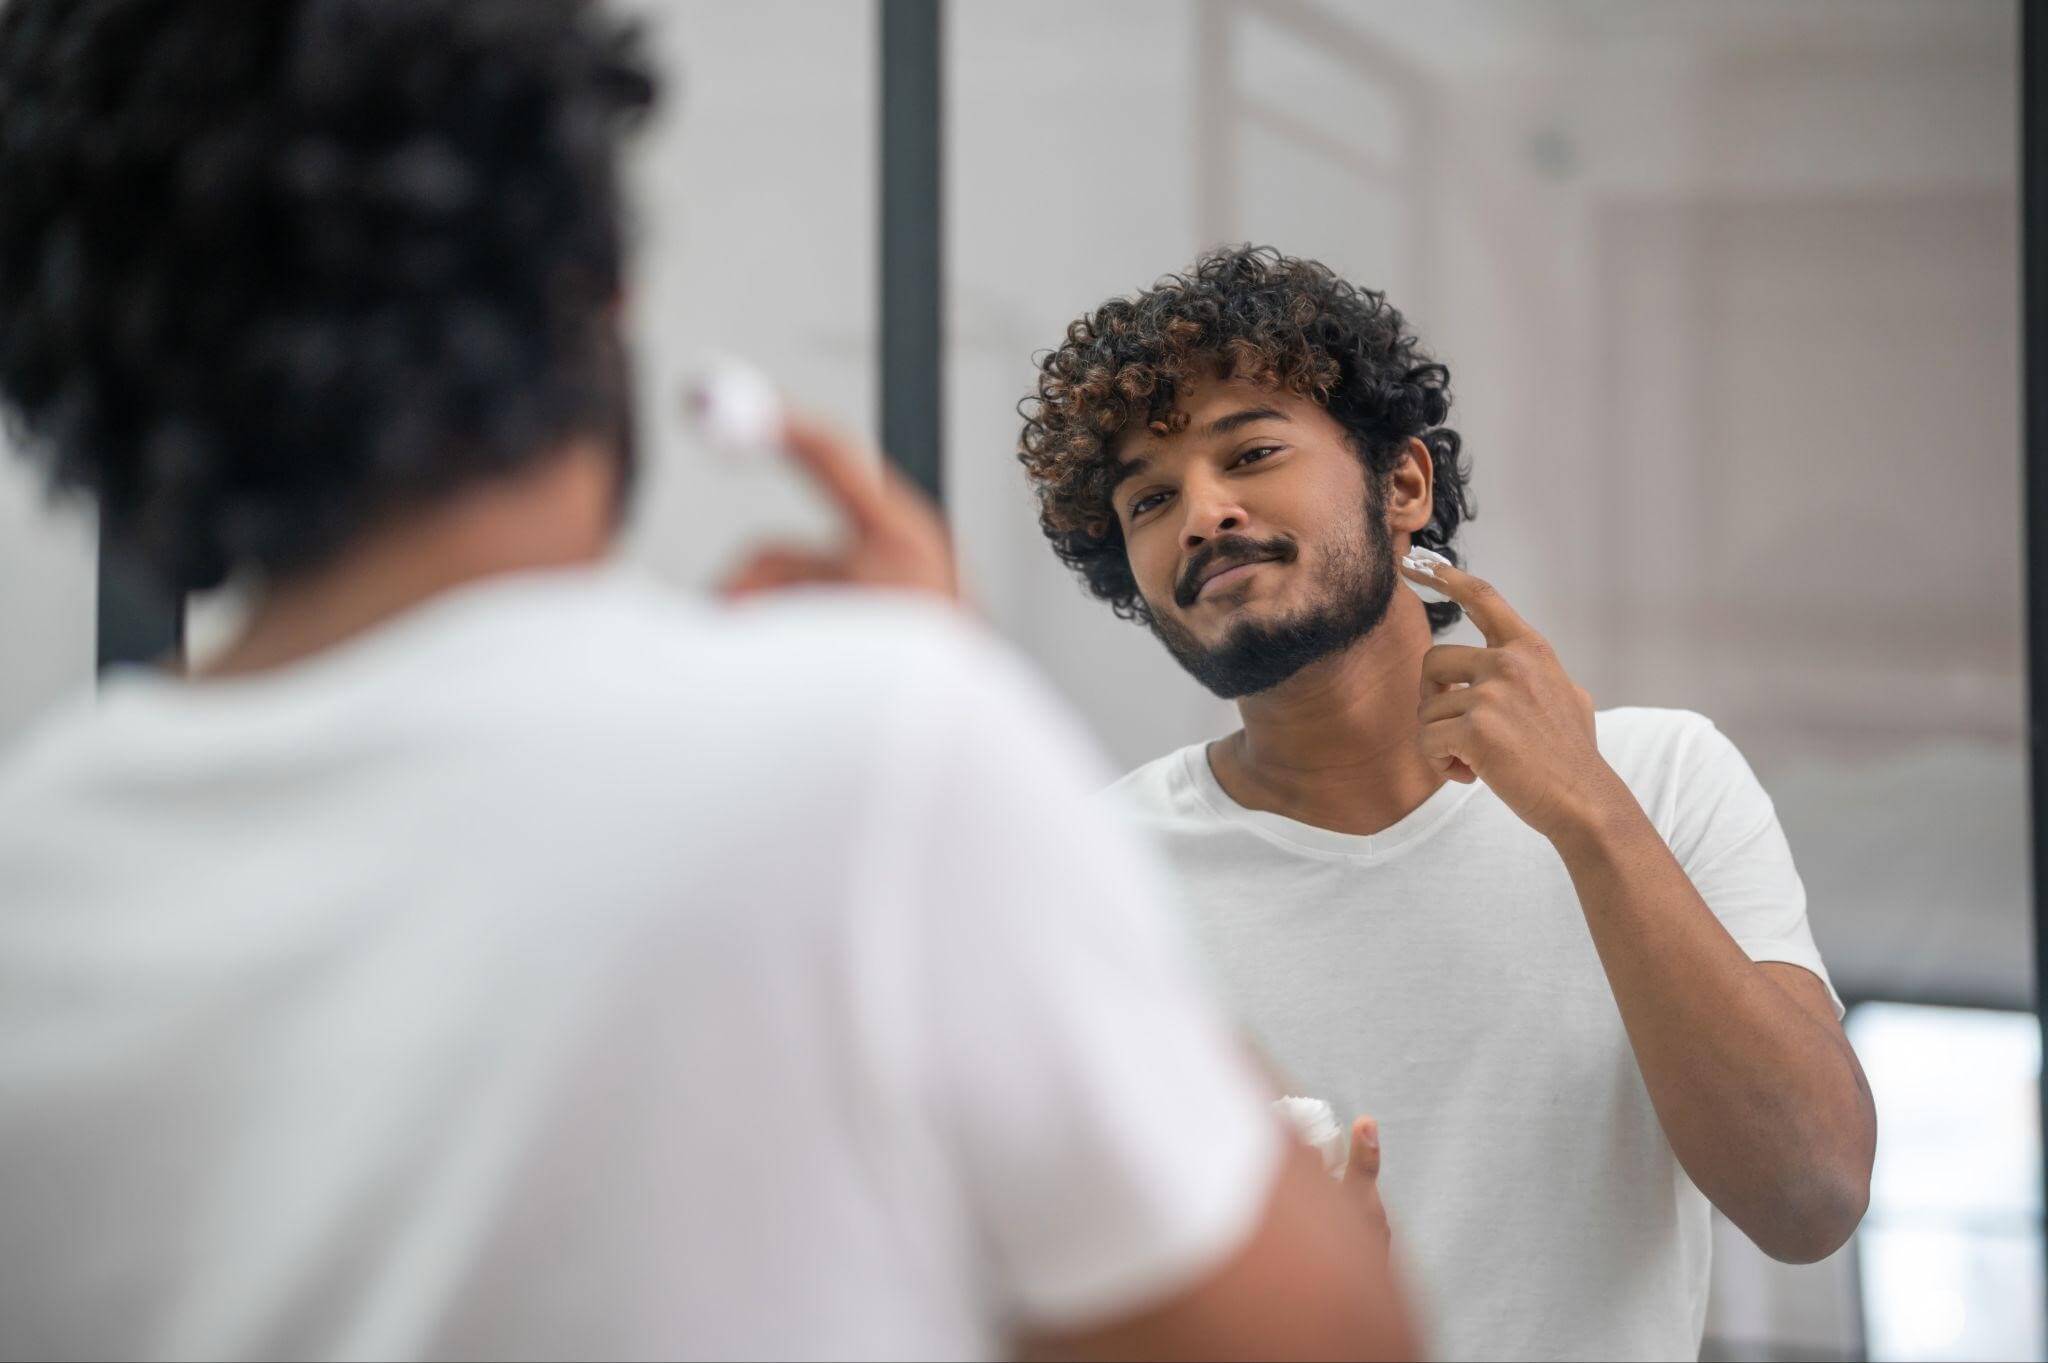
[1110,406,1293,493]
[1204,405,1289,437]
[1111,453,1150,490]
[1112,407,1290,490]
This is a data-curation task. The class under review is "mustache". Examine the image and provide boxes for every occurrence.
[1175,534,1298,609]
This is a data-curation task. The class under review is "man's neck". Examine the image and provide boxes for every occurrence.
[1210,589,1447,837]
[200,441,621,679]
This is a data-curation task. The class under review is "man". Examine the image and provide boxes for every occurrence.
[1016,245,1877,1361]
[0,7,1412,1359]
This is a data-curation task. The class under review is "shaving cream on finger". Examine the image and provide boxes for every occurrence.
[1400,544,1453,604]
[684,358,784,463]
[1272,1095,1347,1178]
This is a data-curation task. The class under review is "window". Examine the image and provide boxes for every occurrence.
[1847,1003,2043,1362]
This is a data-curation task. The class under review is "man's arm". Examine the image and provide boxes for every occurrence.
[1549,802,1874,1261]
[1401,553,1876,1263]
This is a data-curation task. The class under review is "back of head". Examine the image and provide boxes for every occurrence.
[0,0,657,595]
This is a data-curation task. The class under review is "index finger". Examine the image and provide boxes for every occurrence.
[778,412,892,536]
[1348,1116,1381,1182]
[1398,548,1533,647]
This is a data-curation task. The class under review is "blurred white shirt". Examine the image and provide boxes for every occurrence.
[0,566,1280,1362]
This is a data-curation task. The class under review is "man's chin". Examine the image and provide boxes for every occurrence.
[1150,607,1318,700]
[1147,569,1397,700]
[1185,590,1289,632]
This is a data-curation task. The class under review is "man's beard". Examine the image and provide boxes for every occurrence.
[1146,492,1397,700]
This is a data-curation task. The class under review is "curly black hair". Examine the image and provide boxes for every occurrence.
[1017,245,1474,633]
[0,0,656,593]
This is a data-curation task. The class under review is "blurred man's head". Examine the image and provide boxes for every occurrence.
[0,0,656,595]
[1017,246,1474,698]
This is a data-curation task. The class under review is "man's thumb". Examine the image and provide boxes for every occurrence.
[1347,1116,1381,1182]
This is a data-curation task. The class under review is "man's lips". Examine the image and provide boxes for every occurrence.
[1195,556,1279,600]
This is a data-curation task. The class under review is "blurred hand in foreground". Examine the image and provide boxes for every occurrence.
[719,413,961,604]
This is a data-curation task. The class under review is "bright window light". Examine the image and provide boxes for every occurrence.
[1847,1003,2043,1362]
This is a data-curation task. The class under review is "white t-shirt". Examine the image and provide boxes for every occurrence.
[0,566,1282,1362]
[1104,708,1840,1363]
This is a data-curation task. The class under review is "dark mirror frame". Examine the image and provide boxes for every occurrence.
[2022,3,2047,1309]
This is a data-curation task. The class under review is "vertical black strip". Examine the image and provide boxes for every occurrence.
[879,0,943,503]
[95,531,182,675]
[2023,0,2048,1305]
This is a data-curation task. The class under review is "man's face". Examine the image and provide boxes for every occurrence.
[1111,378,1398,698]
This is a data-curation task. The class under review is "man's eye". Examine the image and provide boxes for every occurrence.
[1236,445,1282,467]
[1130,491,1169,518]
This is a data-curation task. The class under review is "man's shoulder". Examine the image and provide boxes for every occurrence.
[714,588,981,664]
[0,688,104,814]
[1095,744,1210,820]
[717,593,1115,762]
[485,578,1009,743]
[705,590,995,706]
[1593,705,1722,766]
[0,583,1005,806]
[1594,706,1765,826]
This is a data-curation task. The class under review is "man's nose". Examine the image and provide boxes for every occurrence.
[1179,482,1248,551]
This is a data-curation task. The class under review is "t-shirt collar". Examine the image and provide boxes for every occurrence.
[1180,738,1480,863]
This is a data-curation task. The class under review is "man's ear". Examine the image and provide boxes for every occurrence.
[1385,436,1435,538]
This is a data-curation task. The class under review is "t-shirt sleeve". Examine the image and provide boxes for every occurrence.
[1657,714,1843,1018]
[889,626,1284,1332]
